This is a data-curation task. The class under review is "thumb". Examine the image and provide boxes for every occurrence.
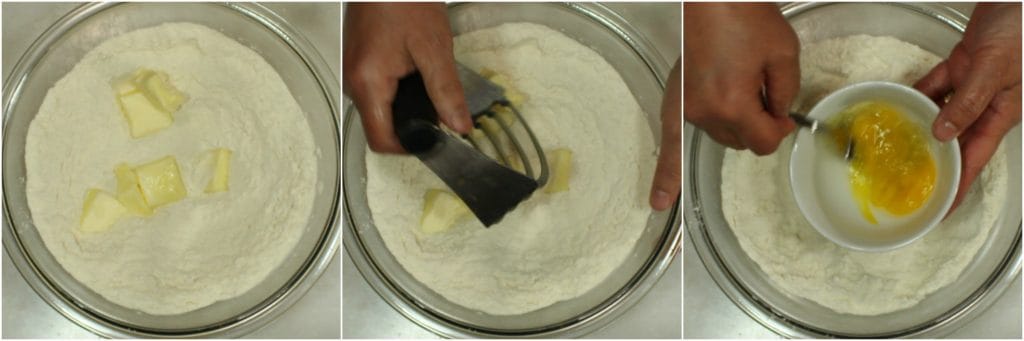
[408,31,473,134]
[651,61,682,211]
[650,132,682,211]
[932,50,1003,141]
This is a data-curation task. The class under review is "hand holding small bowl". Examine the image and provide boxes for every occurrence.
[790,81,961,252]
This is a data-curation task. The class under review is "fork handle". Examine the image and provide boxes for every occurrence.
[789,113,815,128]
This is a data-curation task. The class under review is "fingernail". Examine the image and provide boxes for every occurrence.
[934,118,958,142]
[651,190,672,211]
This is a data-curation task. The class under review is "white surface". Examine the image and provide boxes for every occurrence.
[2,2,341,338]
[342,2,682,338]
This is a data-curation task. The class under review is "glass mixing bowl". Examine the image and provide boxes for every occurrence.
[684,3,1022,338]
[343,3,680,338]
[2,3,341,337]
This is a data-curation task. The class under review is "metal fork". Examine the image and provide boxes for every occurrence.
[457,64,549,186]
[790,113,855,161]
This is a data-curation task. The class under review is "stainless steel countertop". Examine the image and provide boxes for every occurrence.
[1,3,341,338]
[683,2,1022,338]
[341,2,682,338]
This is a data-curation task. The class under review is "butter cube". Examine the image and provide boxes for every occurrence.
[205,148,233,193]
[467,128,499,161]
[492,105,518,127]
[80,189,128,233]
[506,152,526,173]
[114,164,154,216]
[487,73,527,106]
[544,148,573,194]
[140,71,187,113]
[118,92,173,138]
[112,70,142,96]
[420,189,471,234]
[477,116,504,141]
[499,87,524,107]
[467,128,488,147]
[477,116,516,165]
[479,68,528,106]
[478,68,498,79]
[112,68,186,138]
[134,156,188,208]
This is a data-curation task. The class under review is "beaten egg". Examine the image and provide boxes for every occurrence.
[831,101,936,224]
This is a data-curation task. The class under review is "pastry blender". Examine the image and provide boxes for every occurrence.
[391,64,548,226]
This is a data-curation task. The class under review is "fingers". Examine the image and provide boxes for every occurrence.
[407,26,473,134]
[933,49,1005,141]
[690,96,788,153]
[947,84,1020,213]
[950,119,1003,212]
[650,142,681,211]
[347,66,406,153]
[914,60,953,103]
[764,49,800,118]
[651,60,682,211]
[733,105,792,155]
[707,126,746,150]
[651,128,681,211]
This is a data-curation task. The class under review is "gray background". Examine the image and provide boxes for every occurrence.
[683,2,1023,339]
[1,3,341,338]
[341,2,683,339]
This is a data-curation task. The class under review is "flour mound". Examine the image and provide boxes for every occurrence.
[25,23,317,315]
[366,22,656,315]
[721,35,1009,315]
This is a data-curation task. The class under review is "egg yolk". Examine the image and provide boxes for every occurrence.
[832,101,936,224]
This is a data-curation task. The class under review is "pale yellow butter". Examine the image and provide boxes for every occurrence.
[80,189,128,233]
[134,156,188,208]
[117,92,173,138]
[420,189,471,234]
[111,68,187,138]
[114,164,153,216]
[205,148,233,193]
[544,148,573,194]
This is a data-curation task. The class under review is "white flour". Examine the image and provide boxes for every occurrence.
[25,23,317,315]
[365,23,656,315]
[721,35,1008,315]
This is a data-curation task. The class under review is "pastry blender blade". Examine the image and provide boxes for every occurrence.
[391,64,548,227]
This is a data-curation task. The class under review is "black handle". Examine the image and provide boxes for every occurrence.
[392,73,441,154]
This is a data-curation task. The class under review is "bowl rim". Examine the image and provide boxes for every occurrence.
[1,2,342,338]
[684,2,1022,338]
[788,81,961,252]
[341,2,681,338]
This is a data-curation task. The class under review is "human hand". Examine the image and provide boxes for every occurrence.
[683,3,799,155]
[651,60,682,211]
[914,3,1021,210]
[343,3,473,153]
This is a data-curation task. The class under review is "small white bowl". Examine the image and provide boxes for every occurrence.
[790,81,961,252]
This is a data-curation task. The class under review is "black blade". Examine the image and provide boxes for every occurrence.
[392,72,539,227]
[416,132,538,226]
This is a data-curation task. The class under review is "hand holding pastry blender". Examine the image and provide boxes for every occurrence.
[391,64,549,226]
